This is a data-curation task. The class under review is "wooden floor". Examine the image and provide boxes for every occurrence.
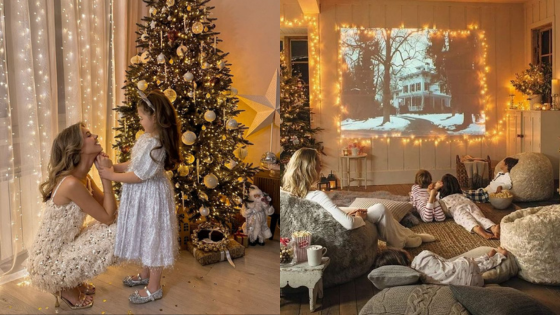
[1,240,280,314]
[281,184,560,315]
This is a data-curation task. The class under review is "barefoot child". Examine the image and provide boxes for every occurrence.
[99,90,182,303]
[410,170,446,222]
[463,157,518,202]
[374,247,509,287]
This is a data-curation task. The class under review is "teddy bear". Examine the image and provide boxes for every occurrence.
[241,184,275,246]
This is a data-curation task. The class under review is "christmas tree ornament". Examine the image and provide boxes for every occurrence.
[192,22,203,34]
[226,119,238,130]
[178,164,190,176]
[177,45,187,58]
[201,125,206,131]
[199,191,208,201]
[168,16,172,21]
[204,174,219,189]
[149,7,157,15]
[201,62,209,69]
[204,110,216,122]
[130,55,140,65]
[166,170,174,178]
[140,51,150,63]
[137,80,148,91]
[186,154,195,164]
[230,87,238,96]
[162,6,168,13]
[157,53,166,64]
[169,58,174,64]
[187,91,193,98]
[141,33,149,41]
[150,20,156,29]
[164,88,177,103]
[183,71,194,82]
[292,137,300,145]
[225,159,237,170]
[218,60,225,69]
[167,30,178,43]
[136,130,145,139]
[182,131,197,145]
[204,26,209,32]
[206,93,211,99]
[204,156,213,164]
[234,147,248,160]
[166,0,175,6]
[199,206,210,216]
[187,5,192,11]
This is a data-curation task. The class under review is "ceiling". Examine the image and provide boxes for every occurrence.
[280,27,308,36]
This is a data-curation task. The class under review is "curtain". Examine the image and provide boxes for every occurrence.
[0,0,115,284]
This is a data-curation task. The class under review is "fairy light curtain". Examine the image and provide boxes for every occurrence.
[0,0,115,284]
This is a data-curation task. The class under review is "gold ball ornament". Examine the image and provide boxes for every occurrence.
[157,53,166,64]
[166,170,174,178]
[182,131,197,145]
[137,80,148,91]
[149,7,157,15]
[185,154,195,164]
[204,156,213,164]
[204,26,209,32]
[130,55,140,65]
[204,174,219,189]
[192,22,204,34]
[199,206,210,217]
[136,130,145,139]
[140,51,150,63]
[225,159,237,170]
[187,5,192,11]
[201,62,209,69]
[234,147,248,160]
[178,164,190,176]
[177,45,187,58]
[204,110,216,122]
[183,72,194,82]
[166,0,175,6]
[141,33,149,41]
[226,119,238,130]
[164,88,177,103]
[206,93,211,99]
[217,60,225,69]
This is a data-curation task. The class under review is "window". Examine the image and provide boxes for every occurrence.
[411,84,415,92]
[416,82,421,91]
[403,85,408,93]
[424,82,430,92]
[532,25,552,66]
[283,37,309,99]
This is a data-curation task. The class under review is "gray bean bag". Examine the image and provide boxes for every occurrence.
[501,205,560,285]
[496,152,554,202]
[280,191,378,288]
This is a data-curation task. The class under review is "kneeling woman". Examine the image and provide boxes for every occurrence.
[282,148,435,248]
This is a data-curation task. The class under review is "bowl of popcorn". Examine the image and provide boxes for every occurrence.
[489,190,514,209]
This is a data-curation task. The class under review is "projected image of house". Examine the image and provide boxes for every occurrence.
[395,65,451,113]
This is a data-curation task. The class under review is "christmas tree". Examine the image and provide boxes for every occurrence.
[279,53,323,169]
[114,0,258,227]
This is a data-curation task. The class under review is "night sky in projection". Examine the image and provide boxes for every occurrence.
[340,28,486,137]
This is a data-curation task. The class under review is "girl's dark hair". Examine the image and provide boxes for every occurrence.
[415,169,432,188]
[138,90,182,170]
[374,249,411,269]
[504,157,519,172]
[439,173,463,198]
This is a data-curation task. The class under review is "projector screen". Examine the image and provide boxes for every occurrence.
[340,28,487,138]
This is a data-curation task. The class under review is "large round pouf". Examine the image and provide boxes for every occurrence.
[497,152,554,202]
[501,206,560,285]
[280,191,378,288]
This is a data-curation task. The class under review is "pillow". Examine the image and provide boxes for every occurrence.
[367,265,421,290]
[450,285,555,315]
[349,198,413,222]
[451,246,519,284]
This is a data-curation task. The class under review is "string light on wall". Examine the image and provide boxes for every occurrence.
[335,23,505,148]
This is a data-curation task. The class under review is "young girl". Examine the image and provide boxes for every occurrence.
[98,90,182,303]
[282,148,435,249]
[410,170,446,222]
[463,157,518,202]
[374,247,508,287]
[437,174,500,240]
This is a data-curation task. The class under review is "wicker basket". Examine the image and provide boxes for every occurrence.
[456,155,493,190]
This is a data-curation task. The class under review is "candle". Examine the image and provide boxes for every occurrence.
[552,79,559,95]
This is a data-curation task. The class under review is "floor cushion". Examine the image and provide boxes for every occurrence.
[453,246,519,284]
[500,206,560,284]
[367,265,421,290]
[280,191,378,288]
[497,152,554,202]
[359,285,469,315]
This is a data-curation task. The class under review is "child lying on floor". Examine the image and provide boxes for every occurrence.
[463,157,518,203]
[374,247,509,287]
[410,169,446,223]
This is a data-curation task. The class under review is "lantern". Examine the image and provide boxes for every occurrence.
[317,173,330,191]
[327,171,339,190]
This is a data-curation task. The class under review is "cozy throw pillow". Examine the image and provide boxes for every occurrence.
[349,198,413,222]
[367,265,421,290]
[450,285,555,315]
[451,246,519,284]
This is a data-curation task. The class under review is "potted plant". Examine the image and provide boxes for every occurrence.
[348,142,364,156]
[511,63,552,108]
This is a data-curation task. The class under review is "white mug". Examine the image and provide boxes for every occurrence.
[307,245,327,267]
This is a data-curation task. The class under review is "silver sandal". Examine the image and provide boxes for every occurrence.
[129,286,162,304]
[122,274,149,287]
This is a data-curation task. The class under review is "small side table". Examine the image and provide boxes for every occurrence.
[280,257,330,311]
[339,154,368,189]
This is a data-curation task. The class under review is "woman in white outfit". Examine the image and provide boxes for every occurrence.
[282,148,435,249]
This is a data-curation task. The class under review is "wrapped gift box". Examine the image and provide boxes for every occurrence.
[234,232,249,248]
[187,240,245,266]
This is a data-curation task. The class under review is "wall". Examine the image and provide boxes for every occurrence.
[282,0,525,184]
[213,0,280,167]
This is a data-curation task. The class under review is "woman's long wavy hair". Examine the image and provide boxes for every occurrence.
[282,148,320,198]
[138,90,182,171]
[439,173,463,199]
[39,122,85,202]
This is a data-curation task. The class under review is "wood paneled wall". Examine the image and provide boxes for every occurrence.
[282,0,525,184]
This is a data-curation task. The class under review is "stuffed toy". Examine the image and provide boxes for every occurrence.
[241,184,275,245]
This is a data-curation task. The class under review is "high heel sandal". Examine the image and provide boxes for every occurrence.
[77,282,96,295]
[53,290,94,311]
